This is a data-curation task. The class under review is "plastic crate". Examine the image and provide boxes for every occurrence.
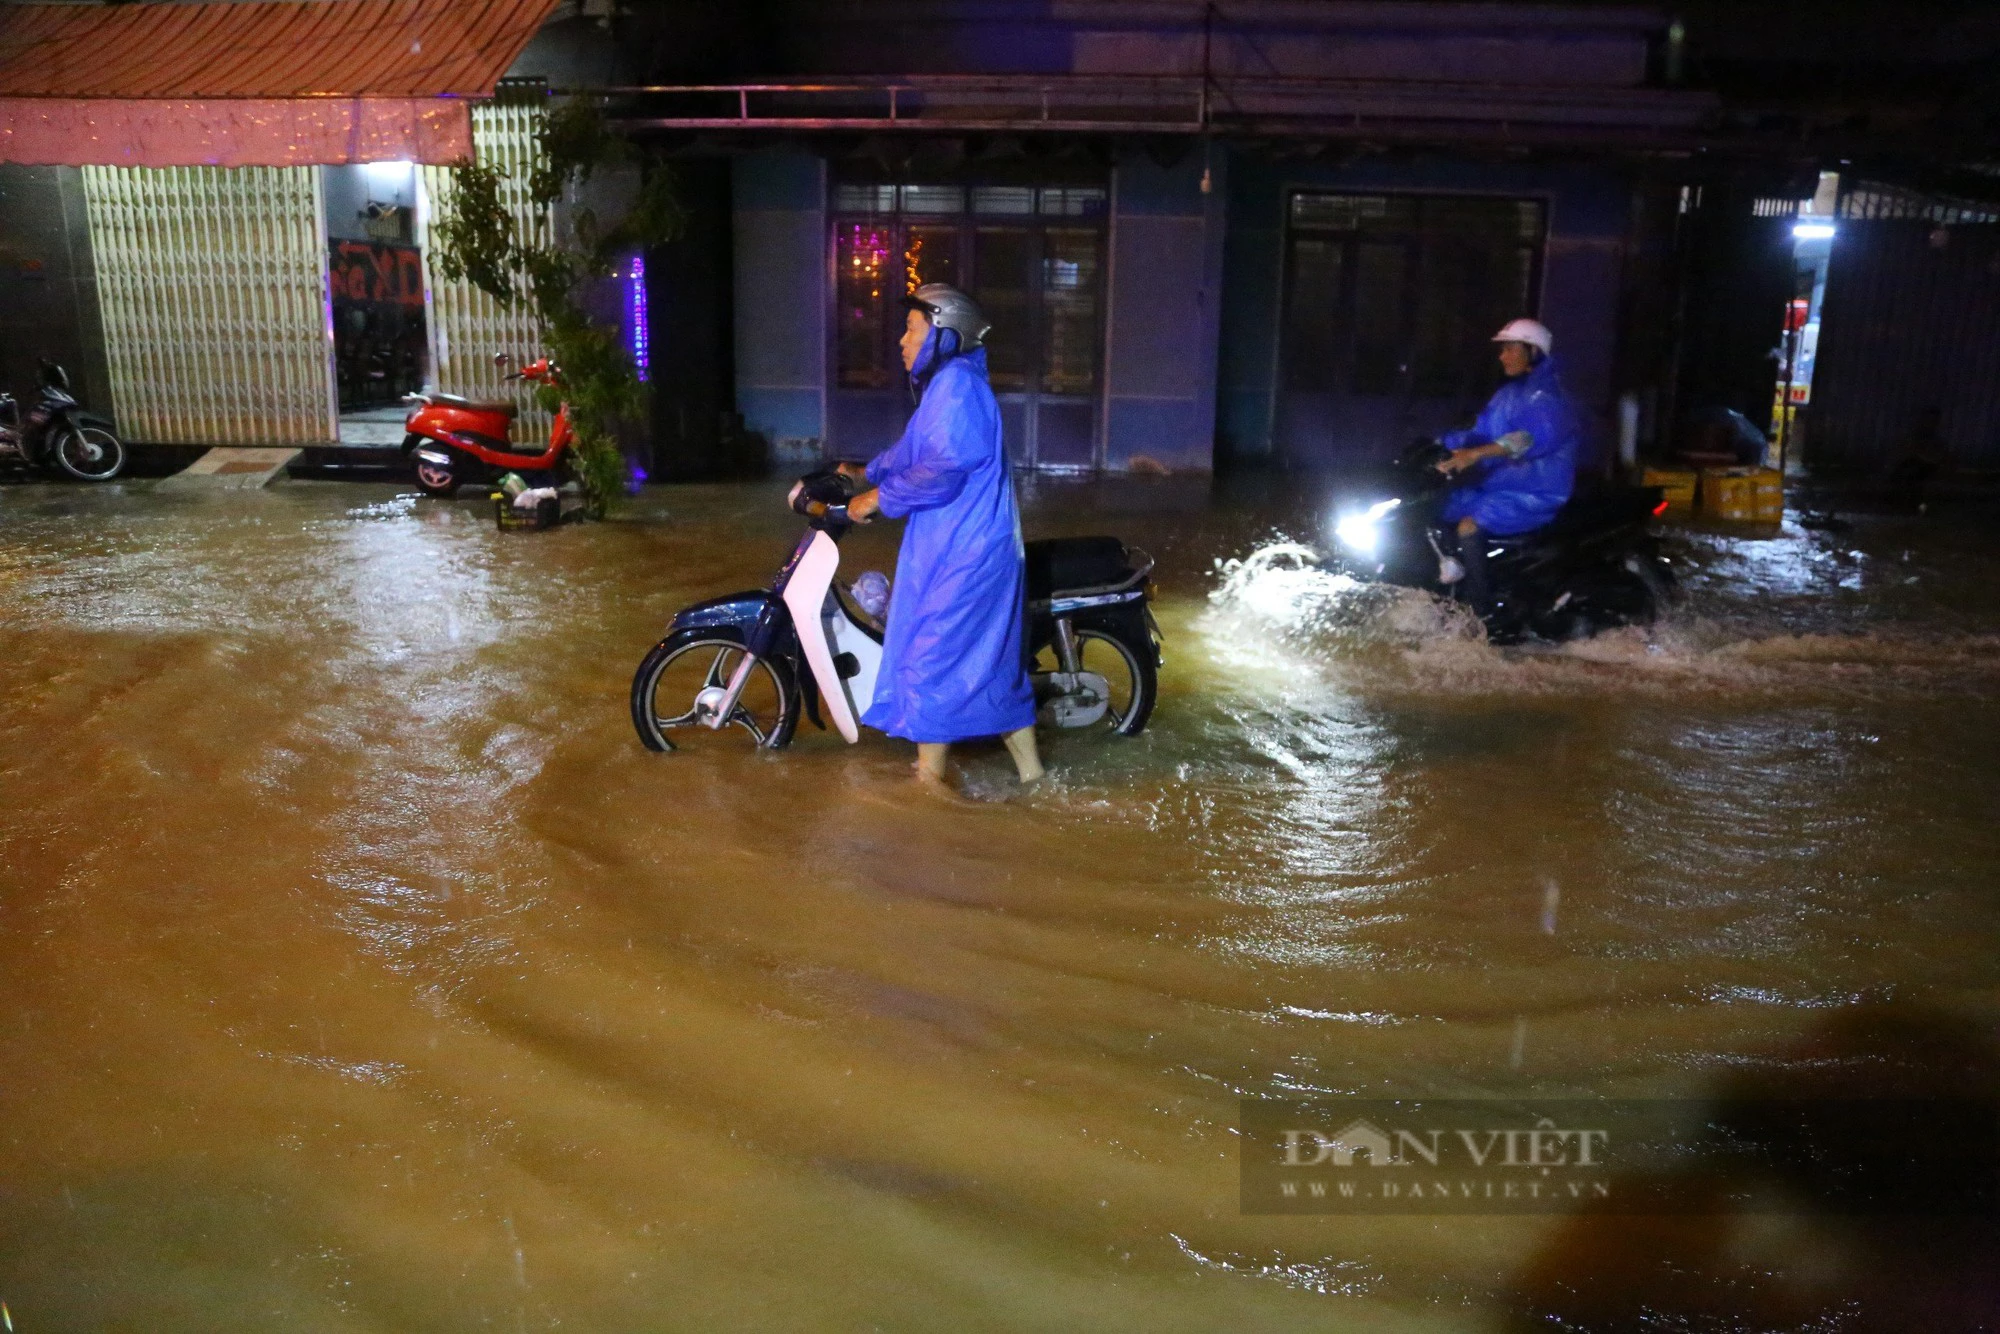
[494,493,561,531]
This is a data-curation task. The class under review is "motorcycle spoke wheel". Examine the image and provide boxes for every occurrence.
[634,635,795,752]
[413,456,458,496]
[55,427,125,481]
[1035,629,1149,735]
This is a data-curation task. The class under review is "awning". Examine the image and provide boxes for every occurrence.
[0,0,559,167]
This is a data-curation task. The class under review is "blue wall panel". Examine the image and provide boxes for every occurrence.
[1103,150,1227,472]
[1107,398,1211,469]
[733,151,825,450]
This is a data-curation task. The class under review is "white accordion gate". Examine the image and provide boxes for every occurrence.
[418,103,552,445]
[81,165,337,445]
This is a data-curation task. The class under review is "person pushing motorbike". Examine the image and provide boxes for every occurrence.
[1433,319,1580,615]
[835,283,1044,789]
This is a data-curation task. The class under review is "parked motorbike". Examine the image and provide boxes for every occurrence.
[630,469,1161,752]
[402,353,571,497]
[0,361,125,482]
[1324,441,1675,642]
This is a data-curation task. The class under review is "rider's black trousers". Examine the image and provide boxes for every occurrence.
[1456,525,1494,614]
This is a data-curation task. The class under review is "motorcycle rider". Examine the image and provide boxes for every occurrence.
[836,284,1044,789]
[1434,318,1581,615]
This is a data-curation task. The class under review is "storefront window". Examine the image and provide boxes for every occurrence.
[904,225,959,297]
[1042,228,1101,395]
[1283,191,1546,403]
[835,222,896,390]
[832,181,1106,398]
[1281,237,1343,392]
[972,227,1035,391]
[971,186,1035,216]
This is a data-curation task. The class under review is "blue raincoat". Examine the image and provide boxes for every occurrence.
[861,328,1037,744]
[1440,355,1581,536]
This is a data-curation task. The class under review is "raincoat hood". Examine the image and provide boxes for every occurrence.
[909,324,975,396]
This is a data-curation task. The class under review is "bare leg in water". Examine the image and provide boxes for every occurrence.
[915,727,1044,787]
[1003,725,1044,783]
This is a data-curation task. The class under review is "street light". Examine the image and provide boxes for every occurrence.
[1793,222,1836,240]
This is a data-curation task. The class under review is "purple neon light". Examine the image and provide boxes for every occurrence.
[629,252,649,383]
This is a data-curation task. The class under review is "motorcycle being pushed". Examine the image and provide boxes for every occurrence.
[0,360,126,482]
[1325,441,1676,643]
[402,352,571,497]
[630,469,1162,752]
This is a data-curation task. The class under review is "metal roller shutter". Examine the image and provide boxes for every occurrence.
[81,164,337,445]
[418,103,551,446]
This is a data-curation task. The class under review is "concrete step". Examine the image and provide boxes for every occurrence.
[288,445,412,481]
[155,447,302,491]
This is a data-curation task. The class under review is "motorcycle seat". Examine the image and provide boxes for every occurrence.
[1026,536,1135,600]
[423,393,518,417]
[1480,489,1656,549]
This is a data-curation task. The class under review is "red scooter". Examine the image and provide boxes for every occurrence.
[403,353,573,497]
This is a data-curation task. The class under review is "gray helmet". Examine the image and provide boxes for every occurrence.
[904,283,990,350]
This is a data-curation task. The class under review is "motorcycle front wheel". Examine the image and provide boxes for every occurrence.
[411,449,461,498]
[630,628,800,753]
[1032,624,1156,736]
[54,426,125,481]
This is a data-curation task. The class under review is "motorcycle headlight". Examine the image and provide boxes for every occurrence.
[1333,498,1402,557]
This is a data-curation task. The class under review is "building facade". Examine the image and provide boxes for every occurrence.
[23,1,1995,477]
[649,0,1710,475]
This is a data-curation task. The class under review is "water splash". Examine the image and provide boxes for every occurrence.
[1196,536,2000,701]
[1204,538,1481,650]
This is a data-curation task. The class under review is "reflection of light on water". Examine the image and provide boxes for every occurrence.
[1169,1233,1382,1297]
[1176,541,1428,972]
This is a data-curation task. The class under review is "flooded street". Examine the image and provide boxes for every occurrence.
[2,475,1998,1330]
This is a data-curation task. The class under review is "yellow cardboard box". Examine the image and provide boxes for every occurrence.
[1700,467,1783,523]
[1749,467,1783,522]
[1641,466,1698,512]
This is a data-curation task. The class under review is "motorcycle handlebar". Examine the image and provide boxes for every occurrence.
[1399,438,1452,471]
[788,469,862,528]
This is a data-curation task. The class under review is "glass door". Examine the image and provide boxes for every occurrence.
[828,182,1107,470]
[1276,192,1546,468]
[1036,225,1105,469]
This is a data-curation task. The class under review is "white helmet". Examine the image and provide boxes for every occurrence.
[1492,318,1553,355]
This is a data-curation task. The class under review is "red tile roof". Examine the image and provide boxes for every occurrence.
[0,0,560,100]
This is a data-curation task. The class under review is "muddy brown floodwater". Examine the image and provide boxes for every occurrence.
[2,475,1998,1331]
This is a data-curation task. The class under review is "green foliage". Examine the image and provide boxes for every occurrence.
[427,160,523,304]
[428,98,684,516]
